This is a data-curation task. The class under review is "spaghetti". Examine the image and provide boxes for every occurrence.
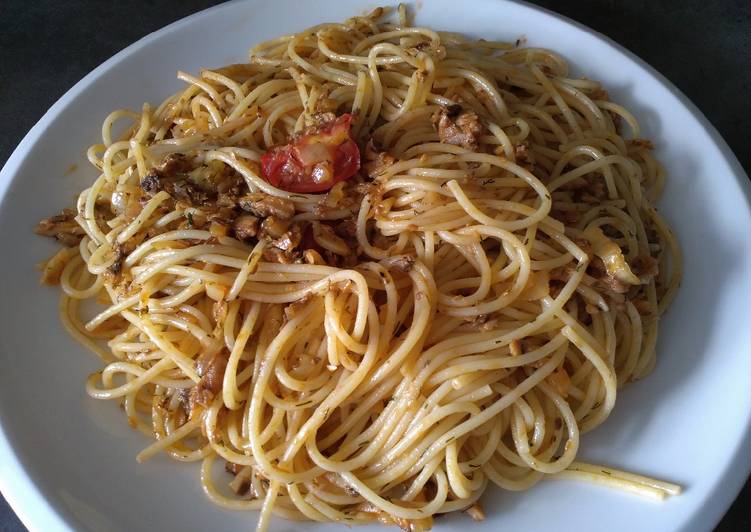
[36,5,682,531]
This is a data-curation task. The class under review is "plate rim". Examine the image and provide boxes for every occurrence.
[0,1,749,531]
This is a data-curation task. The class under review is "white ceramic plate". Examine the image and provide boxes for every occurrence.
[1,1,750,531]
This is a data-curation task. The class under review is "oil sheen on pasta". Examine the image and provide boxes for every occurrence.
[36,5,682,531]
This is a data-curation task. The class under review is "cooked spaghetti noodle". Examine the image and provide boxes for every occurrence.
[36,5,682,530]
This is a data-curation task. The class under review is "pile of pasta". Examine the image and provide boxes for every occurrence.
[37,6,681,531]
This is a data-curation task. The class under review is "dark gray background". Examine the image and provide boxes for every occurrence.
[0,1,748,530]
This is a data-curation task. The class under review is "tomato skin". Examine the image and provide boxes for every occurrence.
[261,114,360,194]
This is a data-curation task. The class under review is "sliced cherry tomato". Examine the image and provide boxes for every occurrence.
[261,114,360,194]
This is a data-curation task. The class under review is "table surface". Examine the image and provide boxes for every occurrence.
[1,0,749,530]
